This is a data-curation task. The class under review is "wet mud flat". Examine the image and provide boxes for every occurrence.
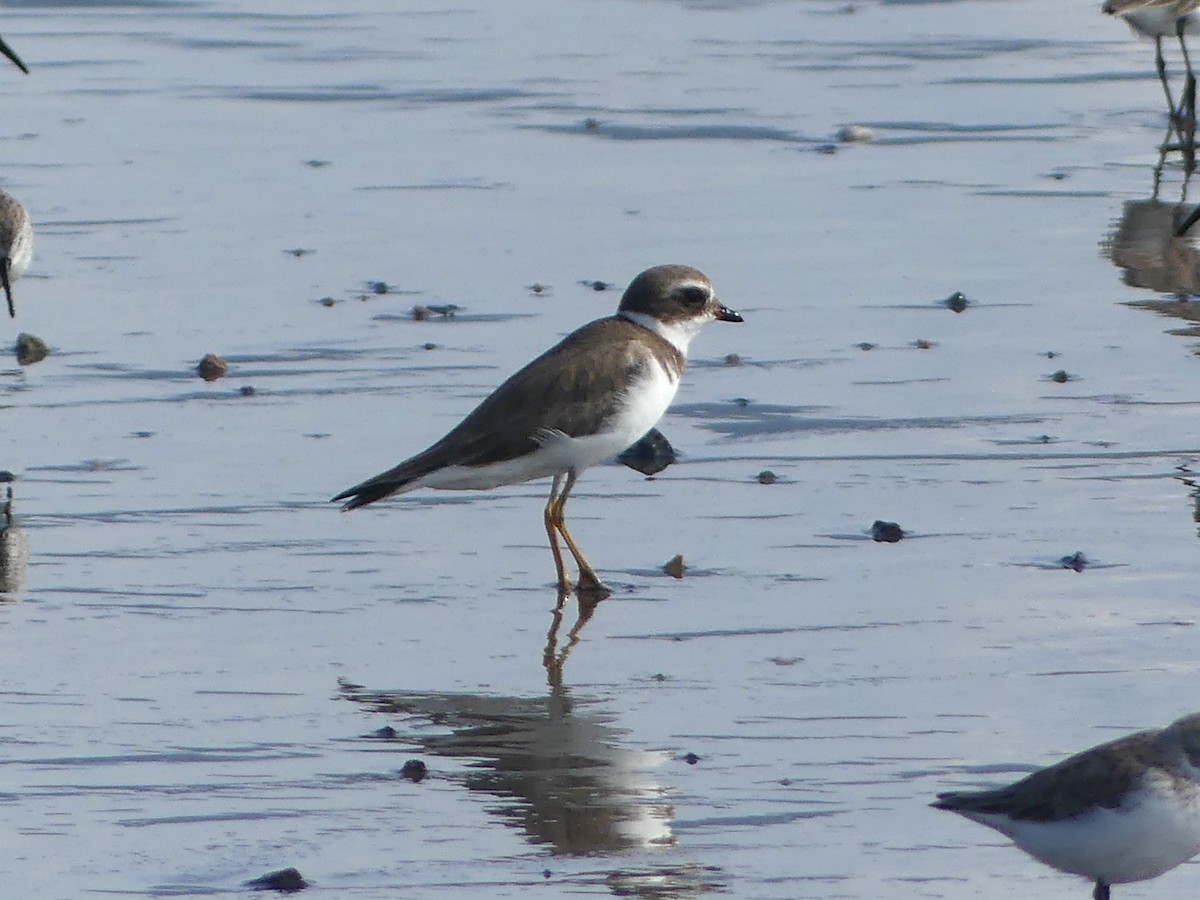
[3,0,1200,898]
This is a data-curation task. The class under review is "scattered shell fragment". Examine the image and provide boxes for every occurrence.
[837,124,874,143]
[197,353,228,382]
[15,332,46,366]
[663,554,687,579]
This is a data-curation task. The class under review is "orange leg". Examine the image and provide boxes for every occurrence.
[549,470,608,594]
[544,475,572,593]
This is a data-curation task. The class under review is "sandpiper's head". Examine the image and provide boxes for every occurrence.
[618,264,742,330]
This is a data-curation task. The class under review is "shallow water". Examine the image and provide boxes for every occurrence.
[3,0,1200,897]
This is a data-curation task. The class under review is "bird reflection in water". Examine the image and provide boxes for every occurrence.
[0,483,28,595]
[1103,150,1200,298]
[338,681,724,896]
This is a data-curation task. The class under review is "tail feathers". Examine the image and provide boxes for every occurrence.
[333,479,409,511]
[332,456,440,510]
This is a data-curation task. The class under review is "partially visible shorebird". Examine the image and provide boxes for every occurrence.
[332,264,743,595]
[933,713,1200,900]
[0,31,27,75]
[1106,2,1199,121]
[0,189,32,317]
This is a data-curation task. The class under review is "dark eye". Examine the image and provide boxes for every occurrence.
[678,285,708,307]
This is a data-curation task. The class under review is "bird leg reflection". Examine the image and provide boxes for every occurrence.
[543,587,603,687]
[544,470,610,596]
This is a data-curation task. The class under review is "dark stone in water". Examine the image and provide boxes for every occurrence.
[238,386,256,397]
[943,291,969,313]
[683,752,700,765]
[857,341,875,351]
[756,470,777,485]
[724,353,742,366]
[197,353,227,382]
[366,280,389,294]
[1060,551,1088,572]
[400,759,428,782]
[15,332,47,366]
[1049,369,1071,383]
[579,279,612,292]
[246,867,308,893]
[369,725,398,739]
[618,428,676,476]
[871,520,904,543]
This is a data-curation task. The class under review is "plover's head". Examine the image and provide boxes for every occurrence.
[618,265,742,353]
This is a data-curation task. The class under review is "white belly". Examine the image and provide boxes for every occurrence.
[985,775,1200,884]
[417,355,679,491]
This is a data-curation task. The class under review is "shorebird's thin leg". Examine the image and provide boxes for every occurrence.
[544,475,571,593]
[551,469,608,594]
[1177,21,1199,169]
[1092,879,1110,900]
[1,258,14,318]
[1155,35,1184,142]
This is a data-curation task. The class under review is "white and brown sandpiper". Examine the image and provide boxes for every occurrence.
[332,264,743,594]
[0,188,31,318]
[933,712,1200,900]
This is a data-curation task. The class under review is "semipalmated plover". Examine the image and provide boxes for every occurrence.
[332,264,742,594]
[933,713,1200,900]
[0,188,32,317]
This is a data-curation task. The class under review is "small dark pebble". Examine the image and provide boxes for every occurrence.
[1060,551,1088,572]
[724,352,742,366]
[756,470,777,485]
[943,291,969,313]
[366,281,389,294]
[400,759,428,782]
[304,159,331,168]
[543,869,553,880]
[317,296,337,308]
[197,353,227,382]
[15,332,47,366]
[663,554,686,579]
[1045,350,1060,359]
[370,725,398,739]
[580,279,612,292]
[1049,369,1072,383]
[583,118,600,131]
[238,386,256,397]
[871,520,905,543]
[856,342,875,351]
[733,397,751,408]
[913,338,934,350]
[1049,171,1067,180]
[527,282,549,295]
[422,342,438,351]
[683,752,700,765]
[619,427,676,476]
[283,248,313,257]
[246,867,308,893]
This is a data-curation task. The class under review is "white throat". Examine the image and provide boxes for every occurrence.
[619,310,703,356]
